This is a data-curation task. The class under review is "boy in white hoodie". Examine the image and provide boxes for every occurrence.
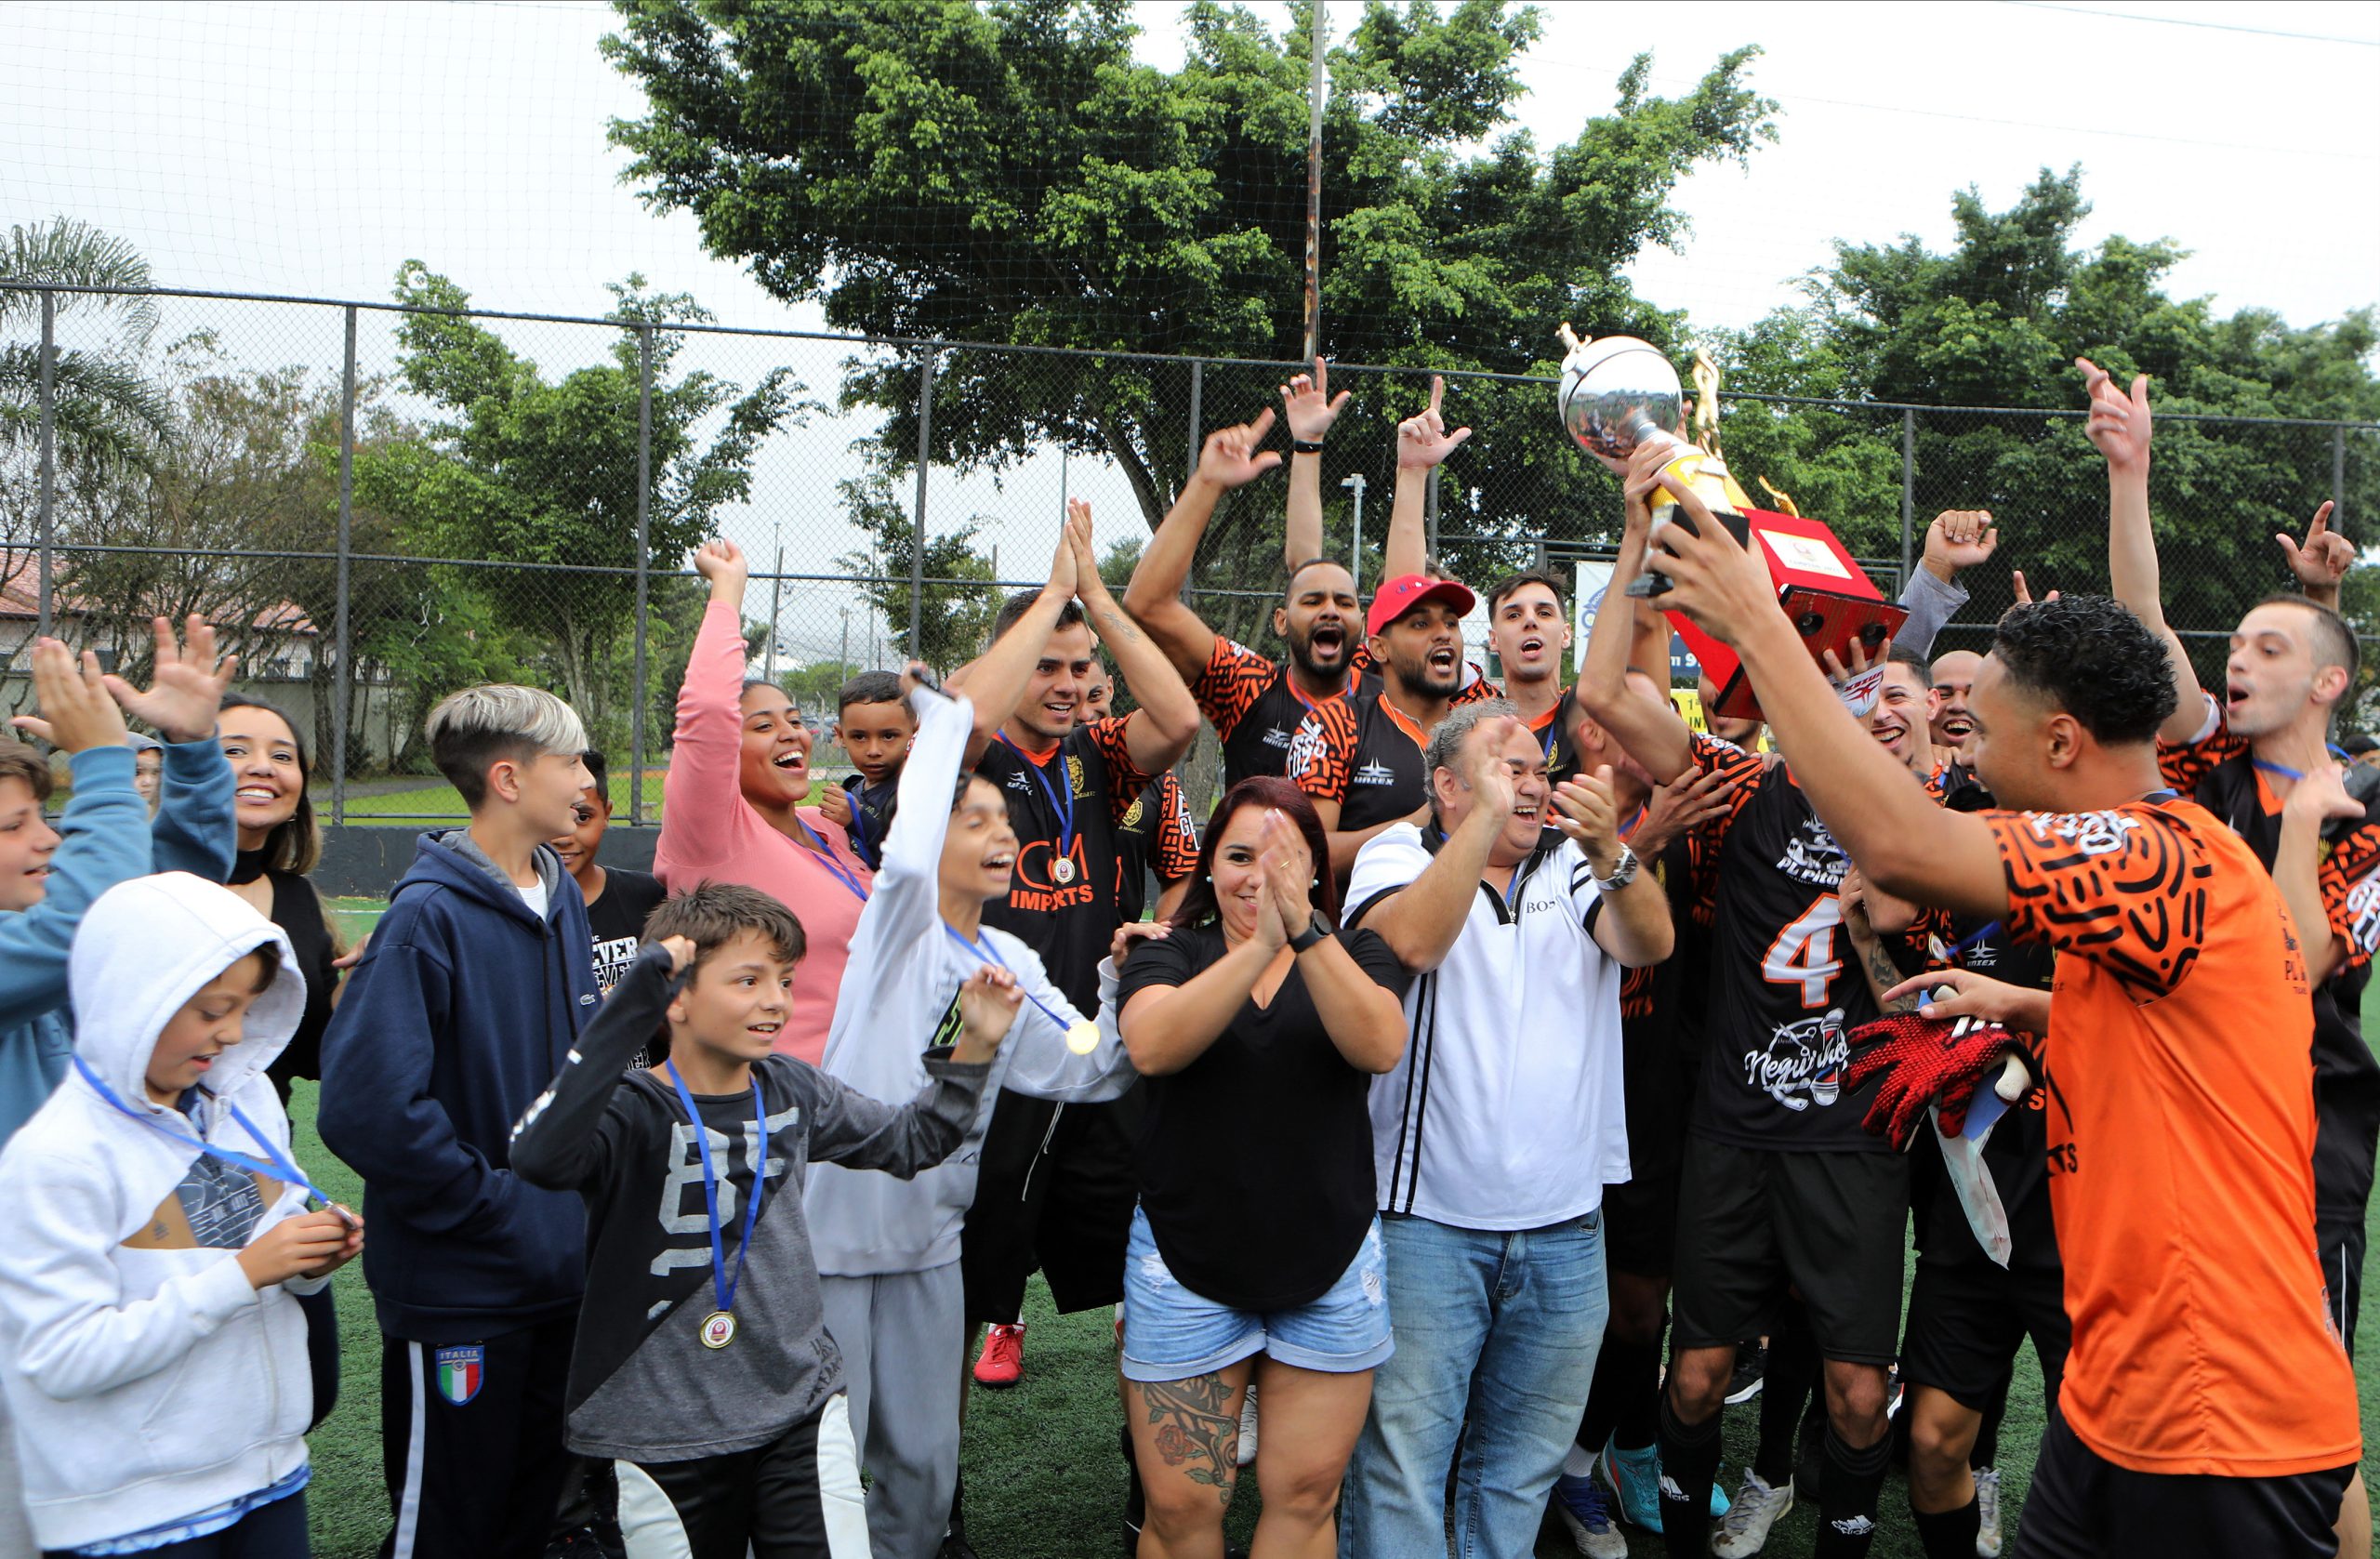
[0,873,362,1555]
[804,670,1141,1559]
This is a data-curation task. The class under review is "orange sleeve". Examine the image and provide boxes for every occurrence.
[1288,699,1360,806]
[1985,806,2214,996]
[2154,693,2246,796]
[1085,717,1157,826]
[1156,773,1200,883]
[1193,637,1278,743]
[1682,735,1773,922]
[2318,824,2380,975]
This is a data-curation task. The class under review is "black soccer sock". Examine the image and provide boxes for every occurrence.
[1581,1336,1662,1454]
[1657,1394,1723,1559]
[1911,1496,1982,1559]
[1971,1367,2011,1469]
[1755,1309,1819,1485]
[1813,1424,1891,1559]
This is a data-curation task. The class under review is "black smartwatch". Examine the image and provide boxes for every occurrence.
[1291,438,1325,455]
[1289,913,1331,954]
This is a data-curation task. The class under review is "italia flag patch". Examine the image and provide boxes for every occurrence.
[433,1343,483,1406]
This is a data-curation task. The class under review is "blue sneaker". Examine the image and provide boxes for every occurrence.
[1551,1470,1627,1558]
[1601,1436,1732,1532]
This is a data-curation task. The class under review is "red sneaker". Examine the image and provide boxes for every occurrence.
[972,1322,1026,1389]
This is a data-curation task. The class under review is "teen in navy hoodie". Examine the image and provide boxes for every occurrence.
[318,684,601,1559]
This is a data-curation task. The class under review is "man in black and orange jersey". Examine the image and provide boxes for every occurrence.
[1122,400,1365,793]
[1289,573,1481,879]
[941,500,1199,1541]
[1081,660,1199,923]
[1648,458,2362,1559]
[1577,452,1935,1559]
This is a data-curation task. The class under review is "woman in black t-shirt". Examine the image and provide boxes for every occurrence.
[217,697,343,1104]
[1115,775,1410,1558]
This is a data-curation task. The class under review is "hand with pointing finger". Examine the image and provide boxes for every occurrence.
[1395,376,1472,470]
[2277,499,2351,606]
[1279,357,1351,446]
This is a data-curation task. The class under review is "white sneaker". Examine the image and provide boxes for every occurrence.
[1235,1383,1259,1467]
[1711,1470,1794,1558]
[1974,1465,2003,1558]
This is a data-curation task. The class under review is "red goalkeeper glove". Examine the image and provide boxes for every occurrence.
[1844,1010,2018,1151]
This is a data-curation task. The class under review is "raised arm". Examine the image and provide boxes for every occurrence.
[1122,411,1285,682]
[1350,729,1515,972]
[1384,377,1469,581]
[1649,473,2010,923]
[2277,764,2366,986]
[945,524,1077,767]
[1070,499,1198,775]
[107,615,236,880]
[1278,360,1350,573]
[2080,358,2201,744]
[1894,512,1993,661]
[510,938,690,1190]
[1575,445,1697,782]
[661,541,759,856]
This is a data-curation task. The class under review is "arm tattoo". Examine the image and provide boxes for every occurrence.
[1863,936,1919,1013]
[1091,599,1147,647]
[1130,1373,1243,1506]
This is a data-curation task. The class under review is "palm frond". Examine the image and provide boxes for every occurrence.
[0,219,159,346]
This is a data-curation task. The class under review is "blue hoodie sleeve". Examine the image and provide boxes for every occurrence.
[0,747,149,1023]
[317,908,520,1238]
[147,737,234,881]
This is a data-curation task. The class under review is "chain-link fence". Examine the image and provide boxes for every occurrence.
[6,282,2376,824]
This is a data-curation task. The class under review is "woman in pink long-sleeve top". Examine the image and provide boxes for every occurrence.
[653,538,871,1062]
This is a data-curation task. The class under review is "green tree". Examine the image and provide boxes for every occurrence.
[604,0,1778,640]
[1711,168,2380,672]
[373,261,809,733]
[835,471,1001,676]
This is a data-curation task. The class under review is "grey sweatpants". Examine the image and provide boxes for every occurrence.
[819,1262,967,1559]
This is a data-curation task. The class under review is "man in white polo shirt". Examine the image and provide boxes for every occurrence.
[1336,701,1675,1559]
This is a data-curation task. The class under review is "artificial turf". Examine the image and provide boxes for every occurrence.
[283,1005,2380,1559]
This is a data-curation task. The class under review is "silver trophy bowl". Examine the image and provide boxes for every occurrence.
[1556,335,1686,463]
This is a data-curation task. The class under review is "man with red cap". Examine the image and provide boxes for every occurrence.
[1289,572,1485,881]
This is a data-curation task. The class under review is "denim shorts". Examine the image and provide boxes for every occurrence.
[1119,1204,1395,1382]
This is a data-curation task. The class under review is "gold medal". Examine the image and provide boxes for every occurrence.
[1066,1019,1101,1055]
[1052,856,1076,885]
[700,1310,737,1349]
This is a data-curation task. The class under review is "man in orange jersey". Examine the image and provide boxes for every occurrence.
[1645,460,2360,1559]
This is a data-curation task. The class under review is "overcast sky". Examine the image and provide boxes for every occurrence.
[5,0,2375,659]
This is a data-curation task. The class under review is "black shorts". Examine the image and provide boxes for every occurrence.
[1670,1137,1908,1367]
[960,1089,1142,1326]
[2011,1407,2352,1559]
[1900,1253,2070,1412]
[1602,1168,1680,1280]
[2314,1208,2364,1352]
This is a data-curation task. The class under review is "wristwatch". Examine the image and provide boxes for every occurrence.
[1289,912,1331,953]
[1591,844,1640,893]
[1291,438,1325,455]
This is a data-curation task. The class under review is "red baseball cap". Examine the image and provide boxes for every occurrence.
[1366,573,1477,637]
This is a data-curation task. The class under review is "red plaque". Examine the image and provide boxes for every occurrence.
[1669,509,1908,723]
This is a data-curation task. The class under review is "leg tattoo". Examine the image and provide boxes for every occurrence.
[1138,1374,1242,1505]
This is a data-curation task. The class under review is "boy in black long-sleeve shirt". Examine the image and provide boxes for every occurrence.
[511,881,1018,1557]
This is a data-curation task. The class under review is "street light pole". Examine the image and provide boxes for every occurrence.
[1341,472,1368,596]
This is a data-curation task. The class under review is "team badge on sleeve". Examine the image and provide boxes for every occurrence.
[433,1343,484,1406]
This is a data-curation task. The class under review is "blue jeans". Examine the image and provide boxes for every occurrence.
[1340,1210,1609,1559]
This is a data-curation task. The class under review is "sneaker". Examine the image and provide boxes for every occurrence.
[1725,1341,1766,1405]
[1884,1364,1906,1419]
[1551,1470,1628,1558]
[1974,1465,2003,1558]
[1599,1436,1730,1532]
[972,1322,1025,1389]
[1711,1469,1794,1559]
[1236,1382,1259,1468]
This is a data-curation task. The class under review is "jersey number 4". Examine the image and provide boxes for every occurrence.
[1763,896,1843,1008]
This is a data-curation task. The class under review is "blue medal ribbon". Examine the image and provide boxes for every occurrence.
[943,923,1082,1036]
[996,732,1076,872]
[791,813,869,904]
[73,1056,339,1209]
[663,1061,769,1324]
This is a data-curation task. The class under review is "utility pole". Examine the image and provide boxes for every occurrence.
[840,607,851,681]
[1300,2,1327,362]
